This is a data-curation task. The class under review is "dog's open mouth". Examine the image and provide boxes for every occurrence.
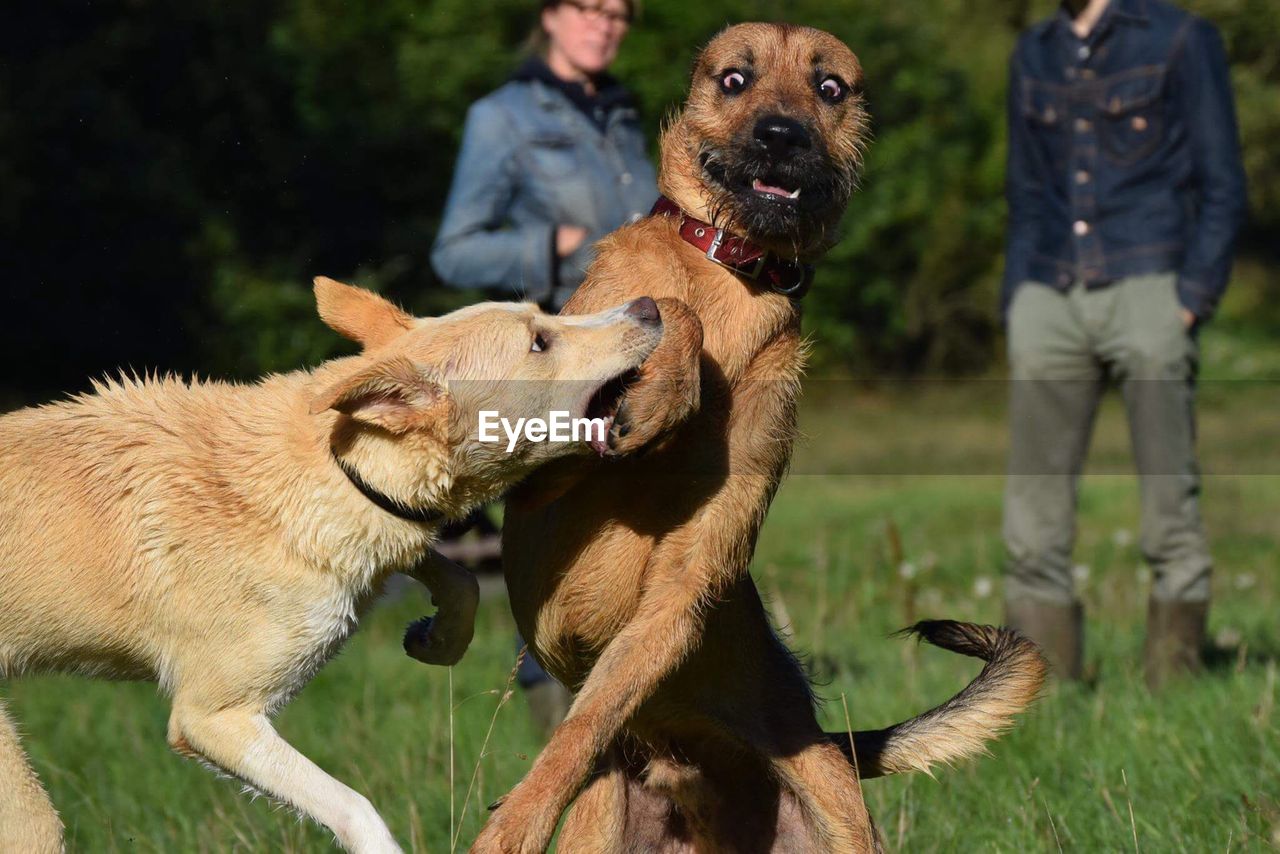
[751,177,801,201]
[706,157,803,204]
[701,152,819,215]
[584,369,640,456]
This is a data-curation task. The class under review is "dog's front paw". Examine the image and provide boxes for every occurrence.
[470,776,570,854]
[471,801,551,854]
[403,613,472,666]
[606,298,702,457]
[607,371,698,456]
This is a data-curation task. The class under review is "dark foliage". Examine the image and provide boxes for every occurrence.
[1,0,1274,404]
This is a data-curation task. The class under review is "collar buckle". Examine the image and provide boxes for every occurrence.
[705,227,724,260]
[706,228,767,280]
[651,195,810,298]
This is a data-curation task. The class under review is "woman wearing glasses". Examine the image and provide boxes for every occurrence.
[432,0,655,310]
[430,0,655,734]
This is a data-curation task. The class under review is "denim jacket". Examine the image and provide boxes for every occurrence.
[431,67,658,309]
[1003,0,1247,320]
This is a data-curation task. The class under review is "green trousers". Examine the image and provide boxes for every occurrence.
[1003,273,1212,605]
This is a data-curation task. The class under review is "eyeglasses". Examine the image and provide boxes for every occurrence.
[560,0,632,26]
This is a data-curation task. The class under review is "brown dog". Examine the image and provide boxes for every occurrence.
[474,23,1046,853]
[0,279,671,853]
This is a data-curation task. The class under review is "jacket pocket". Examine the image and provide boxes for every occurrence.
[1096,68,1166,164]
[526,134,580,179]
[1020,82,1068,171]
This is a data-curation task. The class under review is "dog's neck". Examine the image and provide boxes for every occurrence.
[228,370,450,583]
[327,421,455,521]
[650,197,813,298]
[331,447,445,525]
[657,132,719,230]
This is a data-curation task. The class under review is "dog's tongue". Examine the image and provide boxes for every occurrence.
[589,415,615,456]
[752,178,799,199]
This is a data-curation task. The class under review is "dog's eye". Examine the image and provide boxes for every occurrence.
[818,76,847,104]
[531,333,549,353]
[720,70,748,94]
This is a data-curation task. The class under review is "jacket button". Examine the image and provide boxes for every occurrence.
[620,172,633,185]
[1073,220,1090,236]
[1131,116,1148,131]
[1075,170,1090,185]
[1074,118,1091,133]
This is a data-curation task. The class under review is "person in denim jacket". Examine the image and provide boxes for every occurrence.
[1001,0,1246,688]
[431,0,656,734]
[431,0,657,311]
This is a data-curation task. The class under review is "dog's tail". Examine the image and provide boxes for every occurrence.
[829,620,1047,780]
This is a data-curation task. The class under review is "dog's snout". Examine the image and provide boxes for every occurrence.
[624,296,661,325]
[753,116,811,156]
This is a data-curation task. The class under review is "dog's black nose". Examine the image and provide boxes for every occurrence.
[625,296,661,325]
[753,116,811,156]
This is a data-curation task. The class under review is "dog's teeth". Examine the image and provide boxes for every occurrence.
[752,178,801,199]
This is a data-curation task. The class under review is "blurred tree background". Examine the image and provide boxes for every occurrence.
[1,0,1276,402]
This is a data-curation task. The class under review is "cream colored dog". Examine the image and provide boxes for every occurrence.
[0,277,670,853]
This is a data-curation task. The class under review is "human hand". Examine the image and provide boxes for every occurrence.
[1181,308,1196,330]
[555,225,588,258]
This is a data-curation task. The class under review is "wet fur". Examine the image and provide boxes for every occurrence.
[0,279,665,853]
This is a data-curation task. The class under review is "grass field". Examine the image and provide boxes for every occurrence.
[5,356,1278,851]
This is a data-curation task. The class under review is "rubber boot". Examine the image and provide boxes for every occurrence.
[1144,599,1207,691]
[1005,598,1084,681]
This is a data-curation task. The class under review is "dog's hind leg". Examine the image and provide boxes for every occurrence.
[559,750,702,854]
[167,702,400,854]
[663,613,877,853]
[0,697,63,853]
[768,741,881,853]
[556,749,631,854]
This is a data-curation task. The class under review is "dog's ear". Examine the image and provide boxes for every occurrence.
[314,276,414,350]
[309,355,451,435]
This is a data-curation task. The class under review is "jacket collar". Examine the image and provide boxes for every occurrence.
[1043,0,1148,40]
[511,56,635,130]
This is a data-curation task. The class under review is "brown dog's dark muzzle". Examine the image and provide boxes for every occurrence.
[753,115,812,156]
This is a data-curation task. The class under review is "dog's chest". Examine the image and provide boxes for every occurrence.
[265,578,382,711]
[695,287,798,381]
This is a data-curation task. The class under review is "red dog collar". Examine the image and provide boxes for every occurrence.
[649,197,814,298]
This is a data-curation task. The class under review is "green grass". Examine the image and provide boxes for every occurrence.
[5,365,1279,851]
